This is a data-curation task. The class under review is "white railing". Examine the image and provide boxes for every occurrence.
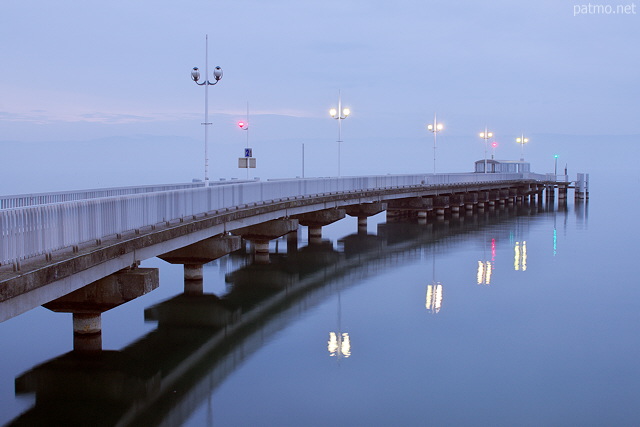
[0,173,546,266]
[0,182,208,210]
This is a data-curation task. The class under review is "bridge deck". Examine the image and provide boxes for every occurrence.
[0,173,555,321]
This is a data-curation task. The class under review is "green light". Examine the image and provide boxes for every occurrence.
[554,155,559,158]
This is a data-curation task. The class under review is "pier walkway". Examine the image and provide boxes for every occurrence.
[0,172,573,321]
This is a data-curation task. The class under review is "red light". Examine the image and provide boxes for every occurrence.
[491,141,498,148]
[238,121,245,128]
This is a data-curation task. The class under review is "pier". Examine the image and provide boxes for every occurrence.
[0,172,586,336]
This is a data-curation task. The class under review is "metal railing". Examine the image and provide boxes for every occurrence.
[0,173,546,266]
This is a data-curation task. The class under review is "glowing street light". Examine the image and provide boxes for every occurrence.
[329,91,351,177]
[516,134,529,161]
[479,127,494,173]
[327,291,351,359]
[491,141,498,159]
[477,261,493,285]
[328,332,351,358]
[427,114,444,174]
[191,35,223,186]
[514,241,527,271]
[237,102,251,179]
[426,282,443,313]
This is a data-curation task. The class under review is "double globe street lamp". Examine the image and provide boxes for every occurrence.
[427,114,444,174]
[329,91,350,177]
[516,134,529,161]
[479,127,494,173]
[191,35,223,186]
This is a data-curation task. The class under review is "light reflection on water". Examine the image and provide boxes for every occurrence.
[2,187,640,426]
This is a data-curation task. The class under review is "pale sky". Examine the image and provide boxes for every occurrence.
[1,0,638,191]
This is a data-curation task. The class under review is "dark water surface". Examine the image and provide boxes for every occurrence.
[1,174,639,426]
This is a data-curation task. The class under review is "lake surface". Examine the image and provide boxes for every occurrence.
[1,172,639,426]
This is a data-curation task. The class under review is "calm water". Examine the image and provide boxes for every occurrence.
[1,172,639,426]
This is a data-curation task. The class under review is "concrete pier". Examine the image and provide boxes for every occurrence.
[287,230,299,253]
[575,173,589,200]
[435,196,449,216]
[159,235,241,294]
[418,210,428,225]
[345,202,386,234]
[43,268,159,352]
[233,219,299,264]
[293,209,346,245]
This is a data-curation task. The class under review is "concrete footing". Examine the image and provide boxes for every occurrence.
[73,313,102,353]
[159,234,242,292]
[234,219,299,263]
[293,209,345,245]
[357,217,368,233]
[253,240,271,264]
[44,268,159,352]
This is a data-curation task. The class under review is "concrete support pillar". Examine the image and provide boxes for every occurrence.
[44,268,159,353]
[233,219,299,264]
[287,230,298,253]
[558,185,567,200]
[308,226,323,245]
[293,209,345,245]
[357,217,368,233]
[184,263,203,281]
[546,186,555,199]
[417,210,428,225]
[345,203,386,233]
[253,240,271,264]
[386,210,401,222]
[73,313,102,353]
[183,263,204,295]
[159,235,241,293]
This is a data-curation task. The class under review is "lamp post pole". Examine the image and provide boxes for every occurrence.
[479,127,493,174]
[427,114,444,174]
[237,103,250,179]
[330,91,350,177]
[191,35,223,186]
[516,134,529,161]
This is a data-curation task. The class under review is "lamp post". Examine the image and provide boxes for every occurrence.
[426,114,444,174]
[329,91,350,177]
[516,134,529,161]
[479,127,493,173]
[554,154,559,180]
[191,35,223,186]
[237,102,249,179]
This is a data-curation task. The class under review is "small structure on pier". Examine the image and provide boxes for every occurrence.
[474,159,530,173]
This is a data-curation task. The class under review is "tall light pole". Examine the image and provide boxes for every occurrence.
[554,154,559,180]
[491,141,498,159]
[191,35,223,186]
[516,134,529,161]
[426,114,444,174]
[479,127,493,173]
[237,102,249,179]
[329,91,350,177]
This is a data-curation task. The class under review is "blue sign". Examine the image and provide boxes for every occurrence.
[244,148,252,158]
